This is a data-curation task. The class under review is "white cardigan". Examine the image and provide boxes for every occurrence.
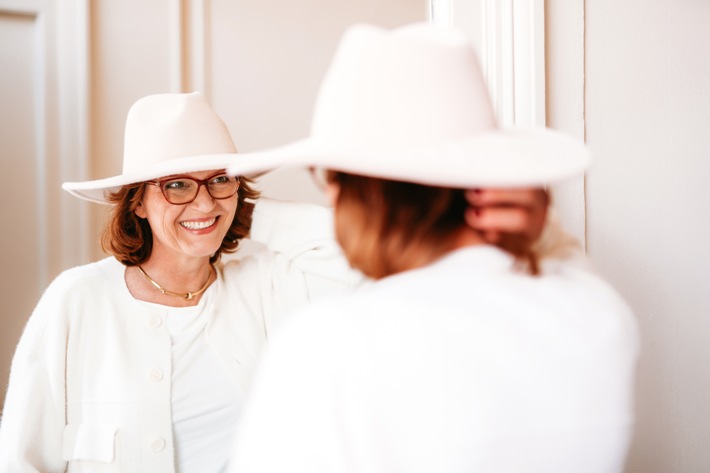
[230,246,639,473]
[0,199,360,473]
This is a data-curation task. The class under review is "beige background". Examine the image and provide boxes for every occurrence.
[1,1,709,472]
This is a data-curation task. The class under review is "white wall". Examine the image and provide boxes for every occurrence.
[0,0,87,413]
[0,7,43,411]
[208,0,427,206]
[548,1,710,471]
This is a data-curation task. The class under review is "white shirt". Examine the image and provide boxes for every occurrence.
[157,293,241,473]
[230,246,639,473]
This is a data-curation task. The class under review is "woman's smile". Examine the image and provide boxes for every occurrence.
[180,216,219,231]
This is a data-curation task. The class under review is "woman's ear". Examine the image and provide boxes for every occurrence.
[134,200,147,219]
[325,182,340,208]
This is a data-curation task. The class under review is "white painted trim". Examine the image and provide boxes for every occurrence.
[545,0,587,248]
[480,0,545,127]
[429,0,453,26]
[168,0,211,98]
[447,1,590,246]
[34,6,48,289]
[431,0,546,128]
[187,0,210,99]
[478,0,588,247]
[55,0,91,266]
[1,4,49,289]
[169,0,185,92]
[0,0,89,283]
[481,0,506,124]
[0,0,39,13]
[512,0,546,127]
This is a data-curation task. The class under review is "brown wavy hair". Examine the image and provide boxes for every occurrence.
[101,177,259,266]
[328,171,540,279]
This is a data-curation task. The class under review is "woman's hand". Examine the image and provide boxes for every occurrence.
[464,188,549,244]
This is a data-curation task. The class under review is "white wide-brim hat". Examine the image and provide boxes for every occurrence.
[63,92,240,204]
[227,23,590,188]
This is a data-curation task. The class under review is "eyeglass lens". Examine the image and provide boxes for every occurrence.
[160,174,239,204]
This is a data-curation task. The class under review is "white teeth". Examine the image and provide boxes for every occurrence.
[180,218,216,230]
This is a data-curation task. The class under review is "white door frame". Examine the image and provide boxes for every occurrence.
[431,0,587,247]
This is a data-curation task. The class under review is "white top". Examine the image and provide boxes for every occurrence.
[0,199,360,473]
[157,294,240,473]
[230,246,639,473]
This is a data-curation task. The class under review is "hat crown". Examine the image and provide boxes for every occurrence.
[311,23,497,149]
[224,23,589,188]
[123,92,237,174]
[62,92,241,204]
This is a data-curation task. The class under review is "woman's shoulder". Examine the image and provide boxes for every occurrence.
[24,258,125,330]
[217,246,280,280]
[216,253,258,277]
[51,256,119,282]
[44,257,122,299]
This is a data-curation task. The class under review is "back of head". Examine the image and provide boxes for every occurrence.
[330,172,539,279]
[331,173,466,279]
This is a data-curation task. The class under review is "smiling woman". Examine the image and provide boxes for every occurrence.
[0,92,360,473]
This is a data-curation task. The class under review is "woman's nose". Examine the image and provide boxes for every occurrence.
[190,184,217,211]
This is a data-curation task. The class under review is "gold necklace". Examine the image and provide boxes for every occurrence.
[136,264,214,300]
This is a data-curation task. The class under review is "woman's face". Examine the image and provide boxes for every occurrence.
[135,170,238,262]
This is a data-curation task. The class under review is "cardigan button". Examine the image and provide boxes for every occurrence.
[149,368,164,382]
[148,315,163,329]
[150,436,166,452]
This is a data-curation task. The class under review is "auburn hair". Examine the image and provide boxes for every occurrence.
[328,171,540,279]
[101,177,259,266]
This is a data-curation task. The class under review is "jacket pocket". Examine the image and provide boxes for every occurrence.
[62,423,119,472]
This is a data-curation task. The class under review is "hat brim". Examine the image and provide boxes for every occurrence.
[228,128,590,188]
[63,153,240,204]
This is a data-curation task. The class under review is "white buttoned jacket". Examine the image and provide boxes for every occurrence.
[0,199,360,473]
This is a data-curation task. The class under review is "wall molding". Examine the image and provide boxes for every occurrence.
[544,0,587,247]
[170,0,211,98]
[429,0,453,25]
[1,0,90,281]
[435,0,587,246]
[55,0,91,269]
[480,0,545,127]
[430,0,546,128]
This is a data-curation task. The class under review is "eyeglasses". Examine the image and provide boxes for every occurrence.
[147,172,240,205]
